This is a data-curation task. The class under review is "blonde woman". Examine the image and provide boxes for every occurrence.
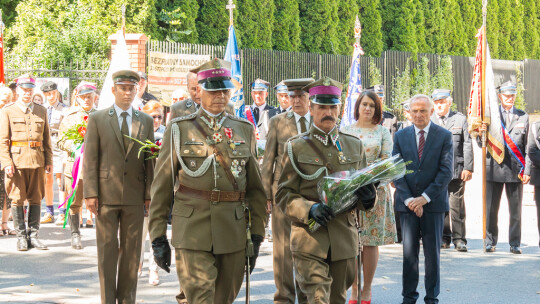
[0,87,15,236]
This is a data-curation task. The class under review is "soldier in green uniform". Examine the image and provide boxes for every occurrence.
[0,74,53,251]
[276,77,377,303]
[57,81,98,249]
[149,58,267,304]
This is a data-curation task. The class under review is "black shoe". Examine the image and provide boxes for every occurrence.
[510,246,522,254]
[485,244,496,252]
[441,242,451,249]
[455,242,468,252]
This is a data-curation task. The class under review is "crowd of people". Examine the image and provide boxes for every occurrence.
[0,57,539,304]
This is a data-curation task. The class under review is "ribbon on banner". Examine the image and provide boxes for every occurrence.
[500,124,525,179]
[60,143,85,228]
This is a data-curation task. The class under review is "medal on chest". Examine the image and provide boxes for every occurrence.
[201,115,227,145]
[231,159,243,177]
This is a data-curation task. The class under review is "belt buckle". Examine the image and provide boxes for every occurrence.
[211,189,221,203]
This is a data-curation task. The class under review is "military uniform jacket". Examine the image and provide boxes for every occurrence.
[82,105,154,205]
[261,111,309,201]
[149,109,267,254]
[276,126,367,261]
[169,99,236,121]
[483,108,530,183]
[57,107,97,179]
[253,104,275,141]
[0,102,53,169]
[431,111,474,179]
[526,121,540,186]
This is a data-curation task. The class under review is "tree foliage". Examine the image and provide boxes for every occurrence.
[236,0,275,49]
[195,0,229,45]
[298,0,339,54]
[357,0,383,57]
[272,0,300,51]
[335,0,358,55]
[367,61,382,87]
[381,0,418,54]
[154,0,198,43]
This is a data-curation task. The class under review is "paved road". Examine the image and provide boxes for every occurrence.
[1,144,540,303]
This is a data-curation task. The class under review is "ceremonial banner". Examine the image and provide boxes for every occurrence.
[147,52,210,103]
[467,26,505,164]
[224,25,244,112]
[340,47,363,129]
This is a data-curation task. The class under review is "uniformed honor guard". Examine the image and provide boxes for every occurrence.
[431,89,473,252]
[0,74,53,251]
[526,120,540,247]
[251,78,275,140]
[480,81,530,254]
[368,85,398,137]
[276,77,377,303]
[170,72,235,121]
[262,78,313,304]
[149,58,267,304]
[40,81,68,225]
[267,81,291,118]
[57,81,98,249]
[83,70,155,303]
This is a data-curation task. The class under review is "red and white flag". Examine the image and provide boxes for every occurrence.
[467,26,505,164]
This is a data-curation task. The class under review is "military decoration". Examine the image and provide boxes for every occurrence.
[231,159,242,178]
[223,128,236,151]
[212,133,223,143]
[334,137,346,163]
[314,134,329,146]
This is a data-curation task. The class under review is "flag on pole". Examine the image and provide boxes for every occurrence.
[467,26,505,164]
[224,25,260,139]
[340,16,364,130]
[97,31,132,110]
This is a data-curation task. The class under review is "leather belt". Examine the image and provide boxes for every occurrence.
[11,141,41,148]
[178,184,245,202]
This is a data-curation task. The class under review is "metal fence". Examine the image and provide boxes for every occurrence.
[4,57,109,104]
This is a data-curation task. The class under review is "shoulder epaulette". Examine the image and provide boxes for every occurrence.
[453,111,465,117]
[383,111,395,118]
[227,114,253,125]
[170,113,197,124]
[339,131,359,140]
[515,108,526,115]
[3,102,14,108]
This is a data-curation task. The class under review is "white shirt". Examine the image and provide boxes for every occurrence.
[293,111,311,133]
[252,103,267,113]
[17,100,34,113]
[500,105,514,124]
[114,104,133,135]
[405,121,432,206]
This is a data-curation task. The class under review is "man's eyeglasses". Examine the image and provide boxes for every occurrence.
[152,115,163,120]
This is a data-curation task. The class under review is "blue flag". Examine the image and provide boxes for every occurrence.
[224,26,246,118]
[340,47,363,130]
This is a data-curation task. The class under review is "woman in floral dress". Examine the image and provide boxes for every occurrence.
[0,87,15,236]
[342,90,397,304]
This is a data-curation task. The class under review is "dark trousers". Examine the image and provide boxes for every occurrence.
[400,211,444,304]
[442,179,467,245]
[534,187,540,247]
[485,181,522,247]
[394,191,402,242]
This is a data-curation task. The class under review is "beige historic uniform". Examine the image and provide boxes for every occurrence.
[261,111,309,303]
[83,105,154,304]
[0,102,53,206]
[169,98,235,120]
[276,126,367,303]
[46,101,68,174]
[149,109,266,304]
[57,107,96,215]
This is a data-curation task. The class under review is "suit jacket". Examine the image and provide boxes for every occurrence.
[254,104,275,141]
[261,112,310,201]
[276,126,367,261]
[83,105,154,205]
[169,99,235,121]
[149,110,267,254]
[527,121,540,186]
[393,123,453,213]
[0,102,53,169]
[431,111,474,179]
[483,107,529,183]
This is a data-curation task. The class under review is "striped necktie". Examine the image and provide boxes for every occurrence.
[418,130,425,160]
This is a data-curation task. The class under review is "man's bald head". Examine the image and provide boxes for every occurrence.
[186,72,200,103]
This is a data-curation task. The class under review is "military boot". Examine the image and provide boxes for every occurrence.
[69,214,83,250]
[12,206,28,251]
[27,205,48,250]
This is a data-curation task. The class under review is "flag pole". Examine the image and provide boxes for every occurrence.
[121,4,126,38]
[0,9,5,86]
[481,0,488,253]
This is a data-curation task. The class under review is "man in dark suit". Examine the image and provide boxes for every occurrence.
[431,89,473,252]
[393,94,453,304]
[250,79,275,140]
[267,81,291,119]
[526,121,540,247]
[480,81,529,254]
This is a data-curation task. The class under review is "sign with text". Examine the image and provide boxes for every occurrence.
[147,52,210,104]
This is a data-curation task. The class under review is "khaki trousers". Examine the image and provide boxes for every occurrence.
[64,178,84,215]
[96,204,144,304]
[175,248,245,304]
[272,181,307,304]
[5,168,45,206]
[293,251,355,304]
